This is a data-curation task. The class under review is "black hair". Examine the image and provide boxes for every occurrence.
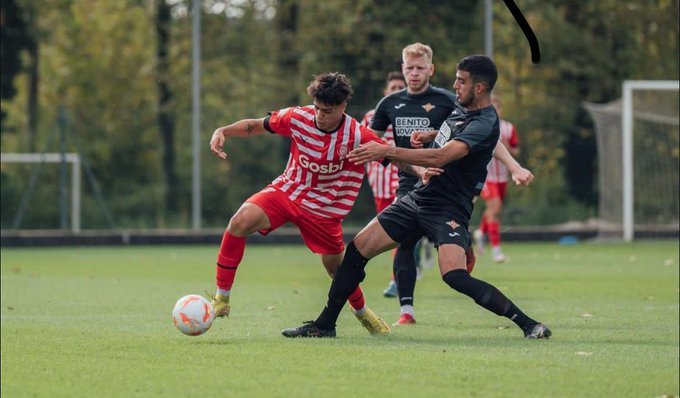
[386,71,405,84]
[306,72,353,105]
[457,55,498,92]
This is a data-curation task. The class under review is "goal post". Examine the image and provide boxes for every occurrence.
[1,153,81,233]
[622,80,680,241]
[586,80,679,241]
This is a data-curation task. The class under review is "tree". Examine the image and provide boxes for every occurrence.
[0,0,33,131]
[156,0,179,212]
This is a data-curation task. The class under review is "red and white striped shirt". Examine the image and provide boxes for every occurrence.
[487,119,519,183]
[266,105,383,219]
[361,110,399,200]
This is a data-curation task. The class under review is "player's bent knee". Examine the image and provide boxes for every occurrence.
[441,269,470,292]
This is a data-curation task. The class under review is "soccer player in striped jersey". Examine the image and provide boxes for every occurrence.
[283,55,551,340]
[208,72,390,335]
[474,95,520,263]
[361,71,406,298]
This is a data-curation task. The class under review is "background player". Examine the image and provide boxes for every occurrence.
[370,42,460,326]
[361,71,405,298]
[474,94,520,263]
[208,72,390,335]
[282,55,551,340]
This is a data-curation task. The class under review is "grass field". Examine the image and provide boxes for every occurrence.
[1,241,678,398]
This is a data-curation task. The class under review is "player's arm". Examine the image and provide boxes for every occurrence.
[492,141,533,186]
[349,139,469,168]
[209,118,267,159]
[410,130,438,148]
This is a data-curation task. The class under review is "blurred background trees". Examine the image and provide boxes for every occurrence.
[1,0,678,229]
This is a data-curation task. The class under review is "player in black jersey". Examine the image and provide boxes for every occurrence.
[370,43,461,325]
[283,55,551,339]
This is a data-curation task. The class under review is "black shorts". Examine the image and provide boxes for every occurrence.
[377,194,471,250]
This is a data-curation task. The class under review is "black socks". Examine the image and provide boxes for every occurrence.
[315,241,368,329]
[394,243,418,307]
[442,269,537,329]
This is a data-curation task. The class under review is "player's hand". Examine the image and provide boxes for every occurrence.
[209,128,228,160]
[348,141,388,164]
[511,167,534,186]
[420,167,444,185]
[410,130,438,148]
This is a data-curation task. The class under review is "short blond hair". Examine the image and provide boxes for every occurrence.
[402,43,433,63]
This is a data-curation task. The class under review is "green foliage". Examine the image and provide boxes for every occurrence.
[2,243,679,397]
[0,0,678,229]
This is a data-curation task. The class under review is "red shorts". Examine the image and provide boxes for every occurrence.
[246,186,344,254]
[374,197,396,213]
[481,181,508,201]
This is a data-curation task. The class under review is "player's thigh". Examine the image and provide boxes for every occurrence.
[437,244,467,275]
[353,217,400,259]
[227,202,272,235]
[243,186,295,233]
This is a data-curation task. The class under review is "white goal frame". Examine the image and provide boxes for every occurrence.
[1,153,81,233]
[622,80,680,241]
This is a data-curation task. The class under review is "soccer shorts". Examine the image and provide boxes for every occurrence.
[481,181,508,201]
[245,186,344,254]
[377,194,471,250]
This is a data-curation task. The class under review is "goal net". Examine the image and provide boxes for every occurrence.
[585,80,679,240]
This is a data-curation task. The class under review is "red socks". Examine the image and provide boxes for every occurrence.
[215,231,246,290]
[348,286,366,311]
[487,220,500,247]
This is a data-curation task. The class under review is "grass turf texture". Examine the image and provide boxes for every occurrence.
[1,242,678,398]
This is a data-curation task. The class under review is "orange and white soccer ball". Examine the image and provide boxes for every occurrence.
[172,294,215,336]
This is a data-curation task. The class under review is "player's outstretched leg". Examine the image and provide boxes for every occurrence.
[442,269,551,339]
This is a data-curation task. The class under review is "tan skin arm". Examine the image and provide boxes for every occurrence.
[348,139,470,168]
[209,118,267,159]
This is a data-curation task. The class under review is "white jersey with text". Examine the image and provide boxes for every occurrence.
[264,105,383,219]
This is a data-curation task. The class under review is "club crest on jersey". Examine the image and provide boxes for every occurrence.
[422,102,436,112]
[337,145,349,160]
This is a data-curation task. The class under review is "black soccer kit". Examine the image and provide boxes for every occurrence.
[377,105,500,249]
[370,86,459,197]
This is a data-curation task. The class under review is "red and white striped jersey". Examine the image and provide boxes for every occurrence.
[361,110,399,200]
[487,119,519,183]
[265,105,383,220]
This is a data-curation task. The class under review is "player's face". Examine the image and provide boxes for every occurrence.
[454,70,475,107]
[313,100,346,132]
[402,55,434,94]
[384,79,406,96]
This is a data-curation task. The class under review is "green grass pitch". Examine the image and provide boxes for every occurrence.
[1,241,678,397]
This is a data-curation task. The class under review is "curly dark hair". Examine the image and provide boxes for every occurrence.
[306,72,354,105]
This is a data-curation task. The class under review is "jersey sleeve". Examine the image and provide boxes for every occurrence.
[454,120,492,153]
[369,99,391,132]
[359,124,386,145]
[263,107,294,137]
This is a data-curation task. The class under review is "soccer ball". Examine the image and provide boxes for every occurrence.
[172,294,215,336]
